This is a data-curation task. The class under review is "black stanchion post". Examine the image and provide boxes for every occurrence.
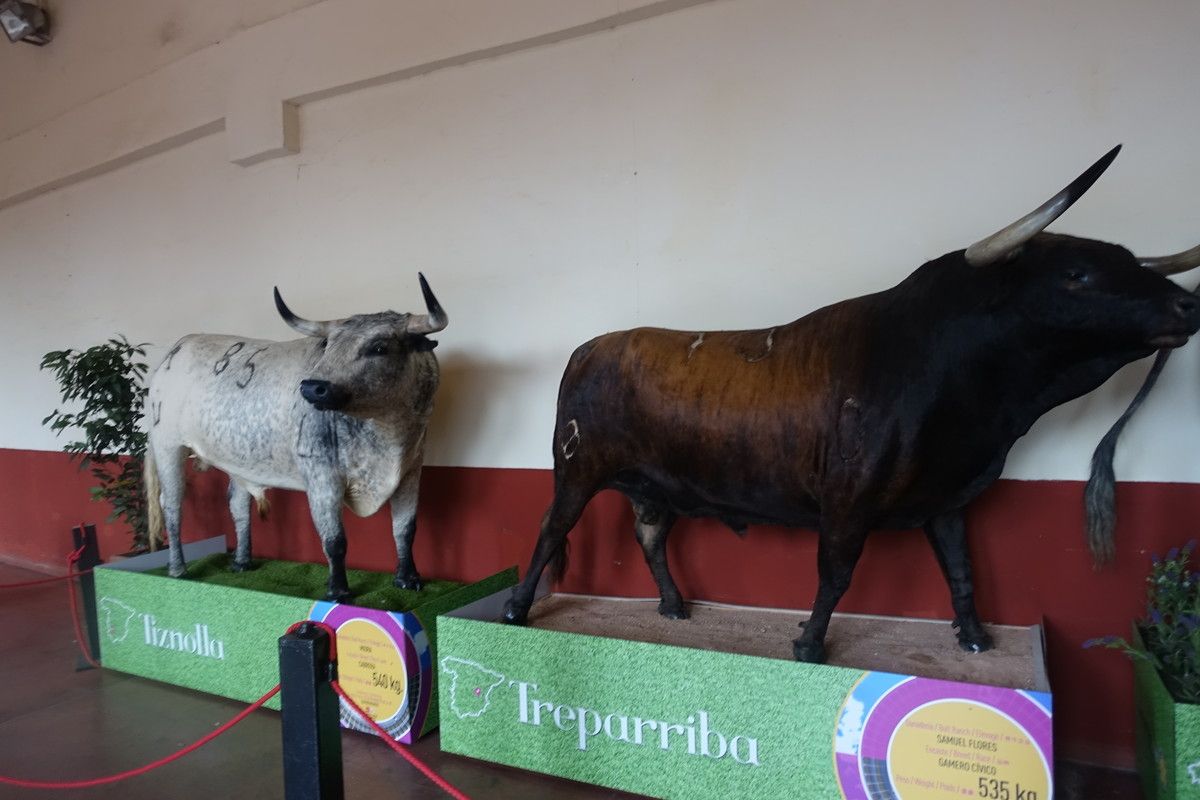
[71,523,102,671]
[279,623,344,800]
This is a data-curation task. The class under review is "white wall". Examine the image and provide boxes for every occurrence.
[2,0,1199,479]
[0,0,322,141]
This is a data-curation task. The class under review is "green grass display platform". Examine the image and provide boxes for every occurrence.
[145,552,465,613]
[96,536,517,743]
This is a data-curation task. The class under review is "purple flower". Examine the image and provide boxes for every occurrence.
[1150,609,1165,625]
[1168,547,1180,561]
[1083,636,1122,649]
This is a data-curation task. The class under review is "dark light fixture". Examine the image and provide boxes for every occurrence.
[0,0,50,46]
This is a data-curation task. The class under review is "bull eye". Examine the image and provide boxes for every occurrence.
[365,340,390,357]
[318,338,328,350]
[1063,267,1089,286]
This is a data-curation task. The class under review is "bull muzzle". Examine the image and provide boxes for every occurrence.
[1147,293,1200,349]
[300,379,351,411]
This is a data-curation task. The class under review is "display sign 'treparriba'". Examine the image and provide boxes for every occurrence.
[437,606,1052,800]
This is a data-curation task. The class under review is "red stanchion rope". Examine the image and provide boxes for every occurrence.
[0,577,470,797]
[0,684,281,789]
[64,545,102,669]
[0,572,87,589]
[1,564,277,791]
[285,621,471,800]
[332,679,471,800]
[0,546,93,590]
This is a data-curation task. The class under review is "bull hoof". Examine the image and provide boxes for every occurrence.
[229,559,253,573]
[393,573,423,592]
[792,638,827,664]
[168,565,187,578]
[953,618,994,653]
[325,589,353,604]
[956,630,995,654]
[657,600,689,620]
[501,600,529,626]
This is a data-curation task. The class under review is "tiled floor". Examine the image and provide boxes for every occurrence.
[0,561,1140,799]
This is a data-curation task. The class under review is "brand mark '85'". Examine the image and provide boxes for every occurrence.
[213,342,244,375]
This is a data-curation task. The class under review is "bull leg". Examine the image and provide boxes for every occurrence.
[155,445,188,578]
[924,511,993,653]
[793,523,867,664]
[308,493,351,603]
[388,466,423,591]
[503,484,594,625]
[630,501,686,619]
[228,481,253,572]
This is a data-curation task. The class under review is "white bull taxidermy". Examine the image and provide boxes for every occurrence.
[144,274,447,601]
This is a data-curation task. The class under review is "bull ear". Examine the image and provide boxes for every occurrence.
[964,145,1122,266]
[406,273,449,335]
[1139,244,1200,276]
[274,287,331,337]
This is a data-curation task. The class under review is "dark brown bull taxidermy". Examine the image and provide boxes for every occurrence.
[503,146,1200,663]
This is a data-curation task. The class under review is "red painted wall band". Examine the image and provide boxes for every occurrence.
[0,446,1175,768]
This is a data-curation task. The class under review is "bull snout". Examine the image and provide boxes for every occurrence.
[1148,292,1200,349]
[1173,294,1199,323]
[300,379,350,410]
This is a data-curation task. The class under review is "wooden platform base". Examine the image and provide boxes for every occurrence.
[527,594,1046,691]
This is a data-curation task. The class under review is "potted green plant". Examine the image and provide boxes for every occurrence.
[1087,542,1200,800]
[40,336,151,553]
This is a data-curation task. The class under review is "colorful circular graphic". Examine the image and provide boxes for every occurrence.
[334,618,409,724]
[834,674,1052,799]
[309,602,431,741]
[887,700,1051,799]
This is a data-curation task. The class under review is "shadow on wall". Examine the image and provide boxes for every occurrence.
[424,350,553,464]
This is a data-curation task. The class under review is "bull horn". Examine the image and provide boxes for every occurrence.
[273,287,332,337]
[964,145,1122,266]
[406,273,449,335]
[1139,244,1200,276]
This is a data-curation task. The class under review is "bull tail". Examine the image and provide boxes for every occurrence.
[1084,348,1173,565]
[144,446,163,551]
[548,537,571,584]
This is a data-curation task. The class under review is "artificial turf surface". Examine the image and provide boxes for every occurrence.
[146,552,466,613]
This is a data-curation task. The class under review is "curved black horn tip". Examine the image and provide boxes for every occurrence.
[1066,144,1122,203]
[273,286,291,320]
[418,272,445,316]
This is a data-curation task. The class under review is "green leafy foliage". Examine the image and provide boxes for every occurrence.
[1086,541,1200,703]
[41,336,150,551]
